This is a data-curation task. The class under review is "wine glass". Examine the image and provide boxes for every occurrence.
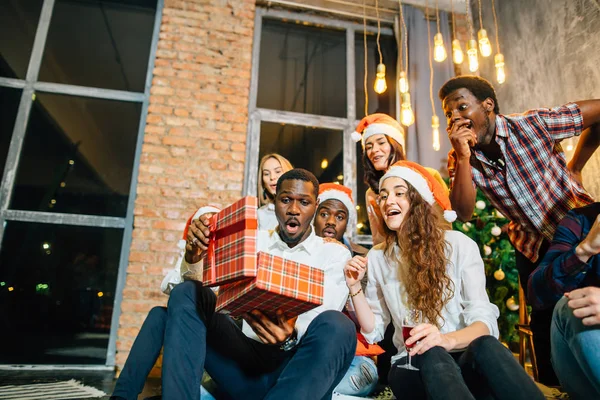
[401,309,422,370]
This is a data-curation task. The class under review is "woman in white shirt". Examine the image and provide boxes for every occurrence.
[257,153,292,230]
[344,160,544,400]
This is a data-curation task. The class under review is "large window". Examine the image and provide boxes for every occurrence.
[245,8,397,242]
[0,0,162,366]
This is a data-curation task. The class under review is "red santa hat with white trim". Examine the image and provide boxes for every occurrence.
[317,183,357,236]
[351,113,406,149]
[379,160,457,223]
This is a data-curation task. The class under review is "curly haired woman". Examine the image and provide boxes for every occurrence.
[344,160,544,400]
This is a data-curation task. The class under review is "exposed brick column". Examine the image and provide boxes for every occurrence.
[115,0,256,374]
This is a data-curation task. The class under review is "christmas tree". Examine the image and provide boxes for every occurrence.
[453,189,521,346]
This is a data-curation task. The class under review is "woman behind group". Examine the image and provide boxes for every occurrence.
[344,160,544,400]
[352,114,448,245]
[257,153,293,230]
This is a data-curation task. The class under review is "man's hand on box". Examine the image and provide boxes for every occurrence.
[185,212,215,264]
[244,309,297,345]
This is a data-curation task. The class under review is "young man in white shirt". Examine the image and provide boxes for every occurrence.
[112,169,355,400]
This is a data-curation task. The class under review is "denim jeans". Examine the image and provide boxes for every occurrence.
[111,306,216,400]
[388,336,544,400]
[515,241,558,386]
[162,281,356,400]
[333,356,378,397]
[551,296,600,400]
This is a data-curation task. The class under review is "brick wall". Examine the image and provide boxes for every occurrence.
[115,0,256,374]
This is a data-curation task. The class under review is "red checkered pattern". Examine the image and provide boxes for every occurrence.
[203,196,258,286]
[215,251,324,318]
[448,103,594,262]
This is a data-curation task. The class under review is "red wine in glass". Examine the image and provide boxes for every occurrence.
[402,326,415,349]
[401,309,422,370]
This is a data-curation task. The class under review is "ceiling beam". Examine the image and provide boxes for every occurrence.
[259,0,467,24]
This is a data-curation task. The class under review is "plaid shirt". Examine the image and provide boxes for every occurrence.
[448,103,594,262]
[528,203,600,310]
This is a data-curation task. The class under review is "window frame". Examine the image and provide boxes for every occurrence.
[0,0,163,367]
[244,7,395,245]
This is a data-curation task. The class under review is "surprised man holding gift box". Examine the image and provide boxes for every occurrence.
[160,169,356,400]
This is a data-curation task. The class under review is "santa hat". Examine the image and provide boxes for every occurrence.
[317,183,357,236]
[379,161,457,223]
[351,113,406,149]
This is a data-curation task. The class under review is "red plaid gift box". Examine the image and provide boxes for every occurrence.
[202,196,258,287]
[215,251,324,318]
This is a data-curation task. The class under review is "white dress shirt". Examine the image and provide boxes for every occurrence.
[257,203,278,231]
[161,206,352,342]
[361,230,499,362]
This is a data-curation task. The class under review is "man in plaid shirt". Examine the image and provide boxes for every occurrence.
[440,75,600,385]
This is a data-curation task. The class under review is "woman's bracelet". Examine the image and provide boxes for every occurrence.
[349,287,362,298]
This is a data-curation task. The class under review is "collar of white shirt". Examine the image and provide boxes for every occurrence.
[265,225,318,256]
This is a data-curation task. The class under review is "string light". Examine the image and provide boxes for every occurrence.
[373,0,387,94]
[398,70,409,94]
[466,0,479,72]
[398,0,413,126]
[467,39,479,72]
[433,0,447,62]
[477,0,492,57]
[397,0,409,94]
[400,93,415,126]
[450,0,464,64]
[491,0,506,83]
[427,0,441,151]
[432,116,441,151]
[374,63,387,94]
[363,0,368,116]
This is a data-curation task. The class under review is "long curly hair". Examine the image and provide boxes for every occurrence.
[363,137,405,194]
[381,184,454,327]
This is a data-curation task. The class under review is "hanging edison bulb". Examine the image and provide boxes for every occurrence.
[467,39,479,72]
[495,53,506,84]
[451,39,464,64]
[400,92,415,126]
[433,33,447,62]
[374,63,387,94]
[398,70,409,94]
[477,29,493,57]
[432,115,441,151]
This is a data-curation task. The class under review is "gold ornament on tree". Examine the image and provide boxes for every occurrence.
[493,267,505,280]
[506,296,519,311]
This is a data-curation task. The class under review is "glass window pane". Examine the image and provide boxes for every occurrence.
[0,87,22,180]
[0,221,123,364]
[0,0,44,78]
[10,93,141,217]
[355,32,397,118]
[257,19,347,118]
[259,122,343,182]
[39,0,157,92]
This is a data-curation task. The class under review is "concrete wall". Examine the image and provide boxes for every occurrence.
[476,0,600,198]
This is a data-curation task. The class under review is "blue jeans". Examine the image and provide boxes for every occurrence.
[334,356,378,397]
[388,336,544,400]
[551,296,600,400]
[111,306,216,400]
[162,281,356,400]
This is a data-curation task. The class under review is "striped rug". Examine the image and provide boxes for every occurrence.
[0,379,106,399]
